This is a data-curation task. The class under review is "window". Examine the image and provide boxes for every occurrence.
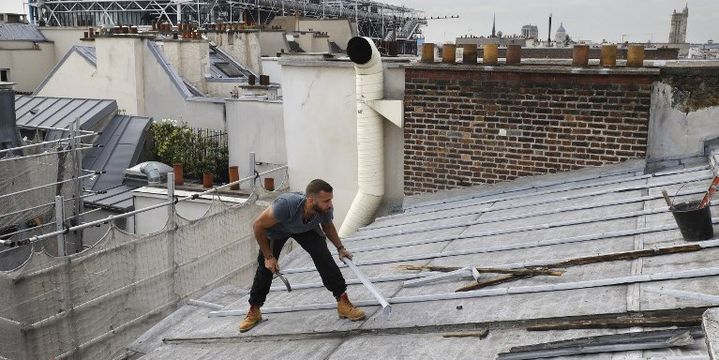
[215,62,243,78]
[0,69,9,82]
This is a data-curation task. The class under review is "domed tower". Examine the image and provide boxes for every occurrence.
[554,22,567,44]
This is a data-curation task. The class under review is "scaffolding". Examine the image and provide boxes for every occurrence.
[30,0,426,40]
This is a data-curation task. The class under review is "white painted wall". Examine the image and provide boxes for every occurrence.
[36,37,144,114]
[37,36,227,130]
[226,98,286,186]
[81,208,134,243]
[648,81,719,162]
[280,59,405,228]
[35,50,97,96]
[160,39,210,93]
[0,42,55,93]
[297,19,353,50]
[261,57,282,86]
[133,187,246,235]
[258,31,289,57]
[39,27,89,63]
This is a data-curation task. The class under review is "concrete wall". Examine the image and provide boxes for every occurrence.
[160,39,210,93]
[0,42,55,93]
[261,57,282,86]
[280,58,405,228]
[133,188,245,234]
[226,98,285,180]
[206,31,262,75]
[35,49,97,96]
[37,36,227,130]
[258,31,289,57]
[39,27,88,63]
[36,36,145,114]
[297,19,353,50]
[647,66,719,166]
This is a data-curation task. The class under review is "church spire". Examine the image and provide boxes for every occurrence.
[491,13,496,37]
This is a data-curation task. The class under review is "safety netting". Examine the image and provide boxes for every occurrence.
[0,192,267,359]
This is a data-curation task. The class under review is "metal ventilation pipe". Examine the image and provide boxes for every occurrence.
[339,36,384,238]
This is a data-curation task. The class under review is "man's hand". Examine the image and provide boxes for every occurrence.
[264,256,278,273]
[338,246,353,261]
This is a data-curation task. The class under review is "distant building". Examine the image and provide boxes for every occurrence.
[554,22,569,46]
[521,24,539,39]
[668,5,688,43]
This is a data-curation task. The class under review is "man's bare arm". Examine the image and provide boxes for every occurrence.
[322,222,353,260]
[253,206,279,272]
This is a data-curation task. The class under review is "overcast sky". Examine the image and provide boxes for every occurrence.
[2,0,715,44]
[385,0,717,44]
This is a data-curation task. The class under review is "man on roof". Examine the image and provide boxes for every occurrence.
[239,179,366,332]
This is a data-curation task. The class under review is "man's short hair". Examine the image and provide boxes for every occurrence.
[306,179,333,197]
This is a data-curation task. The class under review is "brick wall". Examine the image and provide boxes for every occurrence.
[404,66,657,195]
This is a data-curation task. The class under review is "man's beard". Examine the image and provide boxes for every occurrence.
[313,204,329,214]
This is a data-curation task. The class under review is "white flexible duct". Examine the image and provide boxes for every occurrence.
[339,37,384,238]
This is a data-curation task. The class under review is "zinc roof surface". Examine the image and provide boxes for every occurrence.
[14,95,116,130]
[131,159,719,360]
[0,23,46,41]
[81,114,152,192]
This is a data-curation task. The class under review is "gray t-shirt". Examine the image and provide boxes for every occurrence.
[266,192,334,240]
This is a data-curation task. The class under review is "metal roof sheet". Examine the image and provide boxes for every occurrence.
[0,23,46,41]
[14,95,117,131]
[82,114,152,191]
[130,159,719,359]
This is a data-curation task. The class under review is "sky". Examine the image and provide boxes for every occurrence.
[2,0,716,44]
[384,0,718,44]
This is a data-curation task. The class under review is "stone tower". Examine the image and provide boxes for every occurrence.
[668,4,688,43]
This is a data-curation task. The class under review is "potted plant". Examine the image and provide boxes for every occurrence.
[151,119,190,186]
[200,144,218,188]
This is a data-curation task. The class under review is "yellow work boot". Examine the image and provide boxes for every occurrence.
[239,305,262,332]
[337,293,366,321]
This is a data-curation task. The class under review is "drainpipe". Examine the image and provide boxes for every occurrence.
[338,37,390,238]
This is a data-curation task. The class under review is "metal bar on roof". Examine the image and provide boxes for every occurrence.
[346,206,677,255]
[186,299,224,310]
[349,174,713,242]
[644,287,719,304]
[401,165,707,213]
[270,273,421,292]
[343,257,391,319]
[0,145,96,163]
[0,173,98,201]
[0,132,97,155]
[0,192,99,219]
[387,167,709,221]
[0,165,288,246]
[281,220,719,275]
[209,265,719,318]
[402,267,473,288]
[361,173,709,233]
[16,124,95,133]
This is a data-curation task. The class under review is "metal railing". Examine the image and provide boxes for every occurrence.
[0,163,288,247]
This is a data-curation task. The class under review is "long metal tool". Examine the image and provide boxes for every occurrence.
[274,270,292,292]
[342,257,392,319]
